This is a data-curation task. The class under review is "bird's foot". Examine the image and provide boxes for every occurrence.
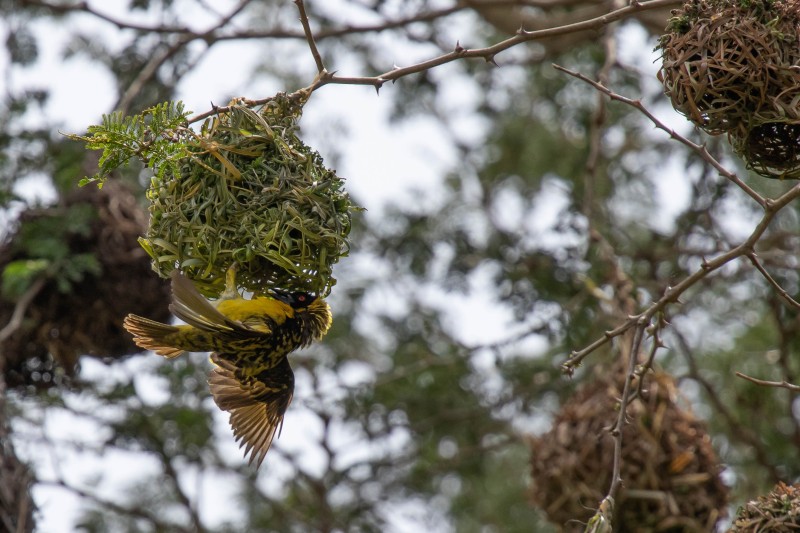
[219,263,240,300]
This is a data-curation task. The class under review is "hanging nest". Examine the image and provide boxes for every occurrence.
[658,0,800,135]
[141,92,358,298]
[528,369,728,532]
[657,0,800,178]
[728,481,800,532]
[0,181,171,390]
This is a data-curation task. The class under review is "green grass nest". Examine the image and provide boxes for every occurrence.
[141,93,358,297]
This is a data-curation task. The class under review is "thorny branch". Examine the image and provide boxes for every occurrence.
[572,181,800,523]
[558,69,800,373]
[301,0,678,93]
[188,0,676,122]
[554,64,766,207]
[557,64,800,527]
[745,252,800,311]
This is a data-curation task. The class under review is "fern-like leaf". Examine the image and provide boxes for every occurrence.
[65,101,192,187]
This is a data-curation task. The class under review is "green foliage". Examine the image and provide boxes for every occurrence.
[1,203,102,296]
[1,259,48,299]
[66,101,192,188]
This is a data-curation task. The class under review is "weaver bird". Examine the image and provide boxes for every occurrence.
[123,268,332,467]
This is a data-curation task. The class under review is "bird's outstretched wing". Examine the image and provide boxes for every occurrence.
[170,270,257,335]
[208,353,295,468]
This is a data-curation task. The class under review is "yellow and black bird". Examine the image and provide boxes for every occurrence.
[123,268,332,467]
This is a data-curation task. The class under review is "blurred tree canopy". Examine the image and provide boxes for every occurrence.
[1,0,799,531]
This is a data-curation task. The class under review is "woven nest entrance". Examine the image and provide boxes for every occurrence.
[0,182,171,390]
[729,122,800,179]
[528,370,728,531]
[658,0,800,179]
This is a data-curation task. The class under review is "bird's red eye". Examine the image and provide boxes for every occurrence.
[297,294,307,302]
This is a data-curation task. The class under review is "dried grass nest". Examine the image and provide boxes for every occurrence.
[528,369,728,531]
[141,92,358,298]
[728,481,800,532]
[0,182,171,390]
[658,0,800,179]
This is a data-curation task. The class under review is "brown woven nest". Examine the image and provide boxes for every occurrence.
[0,181,171,390]
[728,481,800,532]
[528,369,728,531]
[658,0,800,178]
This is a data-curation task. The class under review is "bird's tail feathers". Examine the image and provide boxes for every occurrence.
[123,315,186,359]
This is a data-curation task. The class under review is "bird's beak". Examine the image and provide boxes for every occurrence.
[268,288,291,304]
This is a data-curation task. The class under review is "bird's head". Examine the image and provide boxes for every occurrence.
[268,288,318,309]
[268,288,332,343]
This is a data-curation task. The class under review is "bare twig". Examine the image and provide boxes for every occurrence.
[182,0,679,124]
[20,0,195,33]
[735,372,800,393]
[552,64,767,207]
[22,0,465,40]
[746,252,800,311]
[305,0,677,93]
[116,0,252,114]
[562,183,800,373]
[675,330,781,480]
[294,0,325,74]
[606,316,648,501]
[37,479,192,532]
[0,277,46,344]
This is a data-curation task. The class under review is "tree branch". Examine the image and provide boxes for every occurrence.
[562,183,800,373]
[735,372,800,393]
[305,0,677,93]
[295,0,325,74]
[676,328,781,480]
[115,0,252,114]
[745,251,800,311]
[552,64,767,207]
[0,277,46,344]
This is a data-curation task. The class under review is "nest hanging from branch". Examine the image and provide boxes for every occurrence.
[657,0,800,179]
[0,182,171,390]
[141,92,358,298]
[729,481,800,532]
[528,369,728,531]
